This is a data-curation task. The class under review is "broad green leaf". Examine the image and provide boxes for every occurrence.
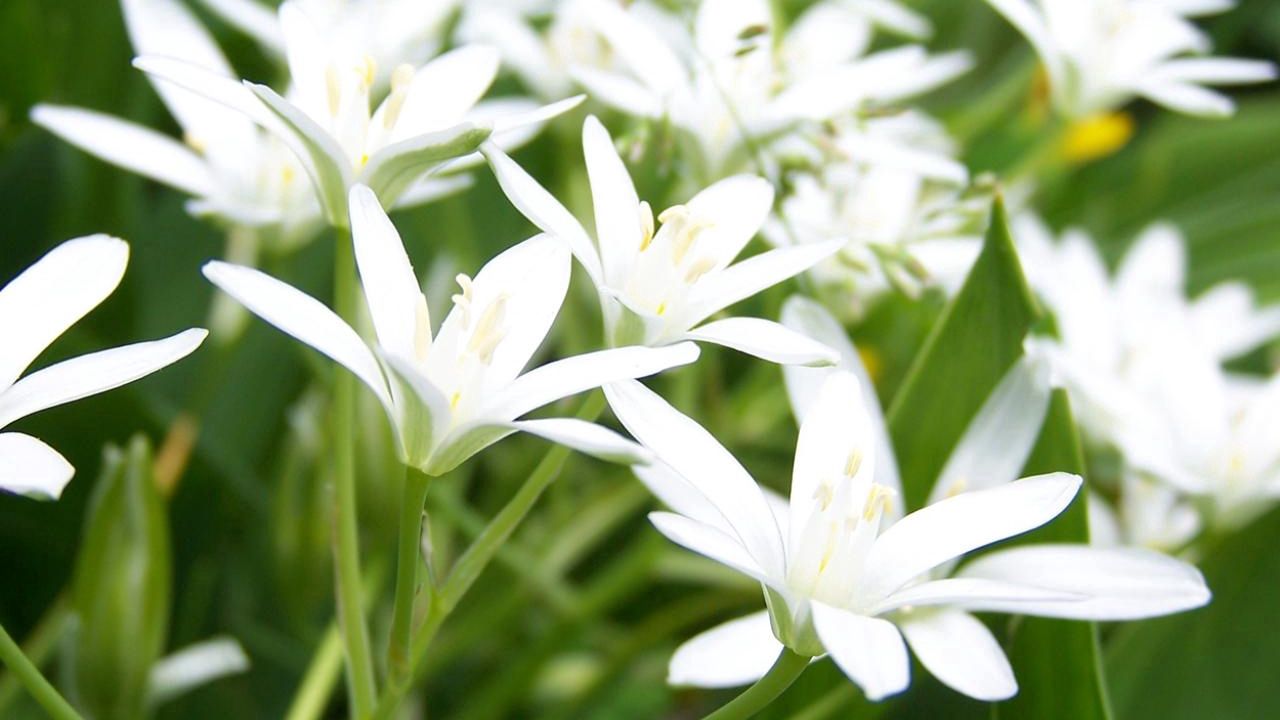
[993,390,1112,720]
[1106,505,1280,720]
[886,196,1040,511]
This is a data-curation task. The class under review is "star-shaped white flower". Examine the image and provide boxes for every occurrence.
[205,186,699,475]
[609,366,1209,701]
[32,0,321,240]
[766,112,984,306]
[133,0,584,227]
[569,0,971,174]
[985,0,1276,117]
[484,116,841,366]
[0,236,207,500]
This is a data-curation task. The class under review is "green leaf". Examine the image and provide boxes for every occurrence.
[993,390,1112,720]
[1105,505,1280,720]
[886,196,1040,511]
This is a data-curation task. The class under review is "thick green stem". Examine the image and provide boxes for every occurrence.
[0,621,82,720]
[387,466,432,688]
[367,392,607,719]
[702,650,810,720]
[332,226,377,718]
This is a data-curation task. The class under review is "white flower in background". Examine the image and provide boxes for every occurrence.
[1088,472,1201,552]
[985,0,1277,117]
[197,0,462,84]
[205,185,699,475]
[32,0,320,243]
[1016,216,1280,446]
[484,116,841,365]
[134,0,584,226]
[571,0,972,176]
[766,112,984,310]
[0,236,207,500]
[456,0,603,101]
[607,368,1209,701]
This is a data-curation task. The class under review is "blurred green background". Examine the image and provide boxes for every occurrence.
[1,1,1278,718]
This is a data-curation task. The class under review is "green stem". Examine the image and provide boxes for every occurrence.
[0,595,70,716]
[0,621,82,720]
[332,226,377,718]
[283,625,343,720]
[387,466,432,688]
[368,391,608,719]
[702,650,810,720]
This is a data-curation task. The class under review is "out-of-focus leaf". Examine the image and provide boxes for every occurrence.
[1106,505,1280,720]
[886,196,1040,511]
[993,390,1111,720]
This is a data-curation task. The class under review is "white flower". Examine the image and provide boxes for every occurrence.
[985,0,1276,117]
[197,0,461,85]
[133,0,584,226]
[766,112,984,307]
[569,0,971,175]
[457,0,605,101]
[204,185,699,475]
[0,236,207,500]
[1016,216,1280,447]
[1088,473,1201,552]
[608,368,1208,701]
[484,116,841,365]
[32,0,320,241]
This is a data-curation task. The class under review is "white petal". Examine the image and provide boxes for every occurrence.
[874,577,1081,615]
[0,433,74,500]
[481,144,603,284]
[780,296,902,507]
[379,353,448,468]
[606,380,786,579]
[1190,282,1280,360]
[811,603,910,701]
[247,83,353,221]
[202,261,391,409]
[583,0,686,95]
[392,174,475,210]
[132,56,277,129]
[791,372,879,548]
[31,105,214,197]
[569,66,664,118]
[393,45,500,139]
[349,185,424,360]
[684,175,775,271]
[485,343,699,422]
[928,355,1053,504]
[196,0,284,54]
[0,235,128,390]
[0,329,206,429]
[686,242,842,326]
[487,95,585,139]
[862,473,1082,603]
[1148,57,1276,85]
[146,636,249,707]
[1136,80,1235,117]
[363,122,492,207]
[634,460,733,533]
[686,317,839,367]
[649,511,773,587]
[983,0,1065,93]
[583,115,642,287]
[428,234,570,389]
[957,544,1211,620]
[669,612,783,688]
[1115,222,1186,304]
[899,609,1016,701]
[510,418,650,465]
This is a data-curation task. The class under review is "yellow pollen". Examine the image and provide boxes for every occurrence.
[325,65,342,116]
[413,293,432,363]
[361,55,377,88]
[945,478,969,499]
[655,302,667,316]
[1061,111,1135,164]
[844,450,863,478]
[450,391,461,410]
[1229,453,1245,474]
[360,153,370,167]
[281,165,296,185]
[862,484,892,522]
[638,201,655,251]
[182,131,207,154]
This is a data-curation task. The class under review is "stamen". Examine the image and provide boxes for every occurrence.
[413,293,432,363]
[638,201,655,251]
[281,165,296,186]
[844,450,863,478]
[360,55,377,89]
[862,484,893,522]
[450,391,461,410]
[382,64,415,130]
[325,65,342,116]
[945,478,968,499]
[467,295,509,364]
[451,274,474,327]
[683,256,715,284]
[812,481,835,511]
[182,131,207,154]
